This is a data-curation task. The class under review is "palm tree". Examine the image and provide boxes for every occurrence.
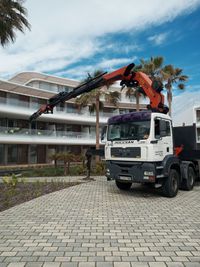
[58,152,76,176]
[76,70,120,153]
[139,56,188,116]
[0,0,31,47]
[140,56,164,79]
[49,152,60,168]
[161,65,188,116]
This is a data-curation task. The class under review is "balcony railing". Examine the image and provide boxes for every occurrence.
[0,126,95,139]
[0,97,119,118]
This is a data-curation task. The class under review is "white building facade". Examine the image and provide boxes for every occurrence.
[173,105,200,145]
[0,72,145,165]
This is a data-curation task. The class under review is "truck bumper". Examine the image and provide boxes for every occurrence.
[106,160,156,183]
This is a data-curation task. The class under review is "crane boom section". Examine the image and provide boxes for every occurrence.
[29,63,168,122]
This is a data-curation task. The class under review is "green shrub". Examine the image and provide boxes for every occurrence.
[2,174,19,188]
[93,161,106,175]
[22,167,64,177]
[69,165,86,175]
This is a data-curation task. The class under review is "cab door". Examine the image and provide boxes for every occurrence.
[153,118,173,160]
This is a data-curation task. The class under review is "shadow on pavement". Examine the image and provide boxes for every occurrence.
[108,182,162,198]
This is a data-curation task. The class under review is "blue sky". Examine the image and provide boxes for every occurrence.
[57,6,200,94]
[0,0,200,117]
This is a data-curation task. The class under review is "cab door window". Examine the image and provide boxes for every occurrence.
[154,119,171,138]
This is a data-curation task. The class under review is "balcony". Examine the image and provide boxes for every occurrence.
[0,126,98,145]
[0,97,119,124]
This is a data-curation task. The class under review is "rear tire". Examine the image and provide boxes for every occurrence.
[162,169,179,197]
[116,180,132,191]
[181,166,196,191]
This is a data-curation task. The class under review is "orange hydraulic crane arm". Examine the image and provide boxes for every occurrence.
[103,66,166,112]
[29,63,168,122]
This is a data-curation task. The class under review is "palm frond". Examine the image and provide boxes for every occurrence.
[162,65,174,75]
[152,56,164,69]
[178,83,185,90]
[125,87,135,98]
[0,0,31,46]
[106,91,121,106]
[178,75,188,82]
[174,68,183,76]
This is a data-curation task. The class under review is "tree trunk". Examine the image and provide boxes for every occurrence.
[165,80,172,117]
[64,162,67,176]
[67,162,70,174]
[95,95,100,162]
[136,91,140,111]
[167,86,172,117]
[54,159,57,169]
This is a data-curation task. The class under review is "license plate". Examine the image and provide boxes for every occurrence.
[119,176,132,181]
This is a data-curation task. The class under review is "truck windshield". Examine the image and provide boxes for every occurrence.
[107,120,150,141]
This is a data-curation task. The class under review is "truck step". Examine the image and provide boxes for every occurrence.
[154,183,162,188]
[156,166,163,169]
[156,174,165,178]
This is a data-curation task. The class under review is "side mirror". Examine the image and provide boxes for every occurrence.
[101,126,107,143]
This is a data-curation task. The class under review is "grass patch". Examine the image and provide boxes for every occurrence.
[0,178,82,212]
[20,163,105,177]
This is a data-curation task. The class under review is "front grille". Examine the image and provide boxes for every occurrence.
[111,147,141,158]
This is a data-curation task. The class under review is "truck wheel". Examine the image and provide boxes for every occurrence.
[162,169,179,198]
[116,180,132,191]
[181,166,196,191]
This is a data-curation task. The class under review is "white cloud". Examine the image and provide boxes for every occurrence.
[148,32,169,45]
[0,0,200,78]
[56,57,136,80]
[97,58,136,69]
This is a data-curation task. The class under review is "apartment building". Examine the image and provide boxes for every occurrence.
[0,72,146,165]
[173,105,200,145]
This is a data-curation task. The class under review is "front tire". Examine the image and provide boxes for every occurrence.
[162,169,179,197]
[116,180,132,191]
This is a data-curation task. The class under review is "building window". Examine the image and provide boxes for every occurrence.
[0,118,7,127]
[0,91,7,103]
[19,95,29,108]
[18,145,28,164]
[7,144,18,164]
[56,102,65,112]
[30,145,37,164]
[0,144,5,165]
[56,124,66,136]
[30,97,47,109]
[37,121,47,135]
[119,109,135,114]
[28,81,40,88]
[7,145,28,164]
[57,85,72,93]
[37,145,46,163]
[67,103,77,113]
[7,93,19,106]
[196,110,200,123]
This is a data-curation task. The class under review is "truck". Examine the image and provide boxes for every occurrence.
[103,110,200,197]
[30,63,200,197]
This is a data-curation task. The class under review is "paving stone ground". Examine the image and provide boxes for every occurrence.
[0,177,200,267]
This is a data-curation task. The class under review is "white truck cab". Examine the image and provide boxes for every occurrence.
[105,111,173,163]
[104,110,196,197]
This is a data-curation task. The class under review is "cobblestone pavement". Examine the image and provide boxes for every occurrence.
[0,177,200,267]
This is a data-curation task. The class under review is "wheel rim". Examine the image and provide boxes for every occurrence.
[172,174,178,192]
[188,170,194,186]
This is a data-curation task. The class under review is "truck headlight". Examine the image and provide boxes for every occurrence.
[144,171,154,176]
[106,169,110,175]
